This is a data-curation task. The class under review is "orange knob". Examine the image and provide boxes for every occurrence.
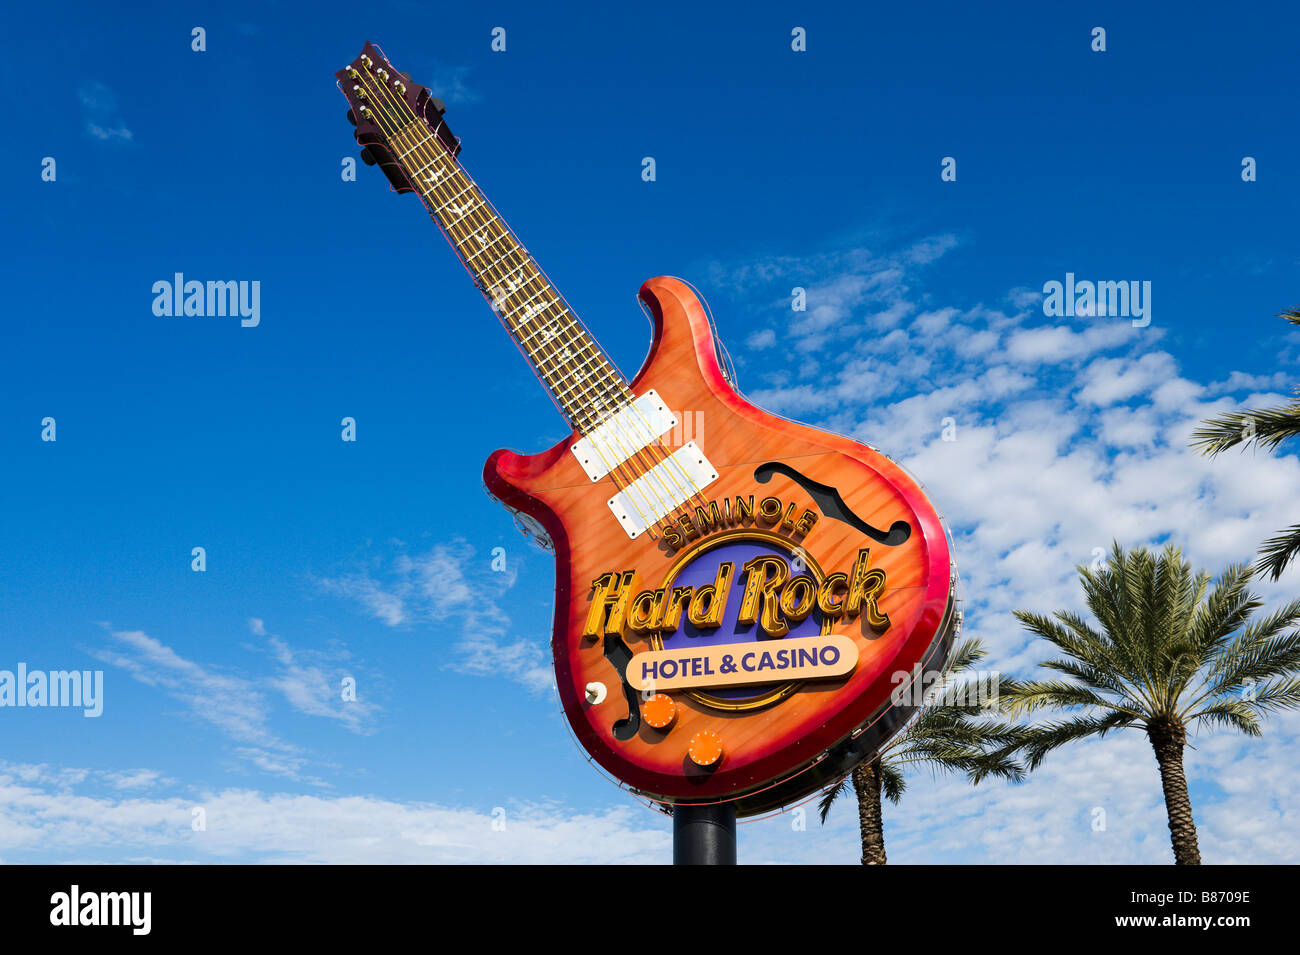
[642,693,677,730]
[687,730,724,767]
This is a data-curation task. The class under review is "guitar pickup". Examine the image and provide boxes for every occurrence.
[607,442,719,540]
[570,389,677,482]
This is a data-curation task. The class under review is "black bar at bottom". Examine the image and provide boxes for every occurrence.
[672,802,737,865]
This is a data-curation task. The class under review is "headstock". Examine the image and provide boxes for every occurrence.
[335,41,461,194]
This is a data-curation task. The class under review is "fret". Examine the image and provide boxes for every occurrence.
[516,295,555,321]
[396,137,435,160]
[534,341,609,377]
[439,199,482,221]
[513,321,561,348]
[441,182,477,205]
[512,310,576,346]
[462,229,510,261]
[384,131,631,434]
[511,281,553,309]
[485,263,539,300]
[534,344,623,392]
[434,193,487,221]
[507,306,591,353]
[487,261,534,292]
[479,253,516,278]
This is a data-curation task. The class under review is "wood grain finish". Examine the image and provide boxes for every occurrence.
[485,277,955,813]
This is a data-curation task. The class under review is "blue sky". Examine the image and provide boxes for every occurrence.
[2,1,1299,863]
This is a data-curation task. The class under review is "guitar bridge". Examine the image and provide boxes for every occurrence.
[607,442,719,539]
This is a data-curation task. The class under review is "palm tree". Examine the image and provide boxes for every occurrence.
[817,638,1025,864]
[1192,306,1300,580]
[1007,542,1300,864]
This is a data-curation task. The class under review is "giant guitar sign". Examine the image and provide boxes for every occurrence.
[337,43,960,816]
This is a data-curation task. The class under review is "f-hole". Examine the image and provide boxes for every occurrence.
[755,462,911,546]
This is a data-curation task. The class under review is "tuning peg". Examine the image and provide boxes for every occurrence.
[346,108,357,126]
[359,147,377,166]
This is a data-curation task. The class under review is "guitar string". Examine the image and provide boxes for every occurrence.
[348,70,687,529]
[345,69,664,538]
[361,87,717,542]
[350,62,713,533]
[357,53,650,443]
[348,71,622,434]
[354,71,722,534]
[340,71,676,540]
[355,81,692,530]
[345,70,679,535]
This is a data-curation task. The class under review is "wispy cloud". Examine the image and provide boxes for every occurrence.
[89,623,376,782]
[318,542,551,692]
[258,620,377,734]
[78,82,132,142]
[707,237,959,355]
[420,60,480,106]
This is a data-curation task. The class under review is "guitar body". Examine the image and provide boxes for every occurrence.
[486,276,958,815]
[336,43,957,817]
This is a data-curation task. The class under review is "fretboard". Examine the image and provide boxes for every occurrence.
[384,118,632,433]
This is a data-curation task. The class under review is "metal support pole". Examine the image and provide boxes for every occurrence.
[672,802,737,865]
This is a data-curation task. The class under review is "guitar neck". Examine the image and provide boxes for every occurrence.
[375,104,629,432]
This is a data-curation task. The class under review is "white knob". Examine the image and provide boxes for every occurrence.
[585,682,607,704]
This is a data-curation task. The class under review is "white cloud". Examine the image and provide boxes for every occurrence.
[0,762,668,864]
[705,234,1300,862]
[1206,370,1293,395]
[104,769,174,791]
[318,542,551,692]
[707,238,958,355]
[1005,322,1136,364]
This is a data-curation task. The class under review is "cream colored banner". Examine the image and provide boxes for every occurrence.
[626,635,858,692]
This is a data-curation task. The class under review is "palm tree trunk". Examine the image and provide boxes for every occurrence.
[851,759,887,865]
[1147,720,1201,865]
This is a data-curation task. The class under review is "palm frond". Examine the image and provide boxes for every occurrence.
[1037,657,1146,710]
[1191,405,1300,456]
[1018,712,1135,769]
[1189,678,1300,728]
[943,637,987,675]
[1188,699,1263,737]
[1185,562,1258,657]
[1256,525,1300,581]
[1001,677,1139,718]
[816,776,850,824]
[1192,306,1300,455]
[1194,602,1300,700]
[879,760,906,804]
